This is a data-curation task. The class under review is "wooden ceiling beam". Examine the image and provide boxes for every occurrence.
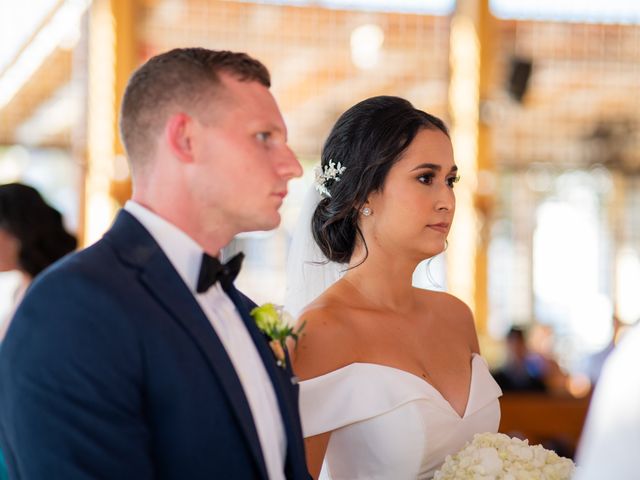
[0,48,72,145]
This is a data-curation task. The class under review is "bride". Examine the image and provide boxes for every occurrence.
[286,96,502,479]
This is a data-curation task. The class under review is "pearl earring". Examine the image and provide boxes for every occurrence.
[362,207,372,216]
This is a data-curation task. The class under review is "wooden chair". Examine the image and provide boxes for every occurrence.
[498,393,591,458]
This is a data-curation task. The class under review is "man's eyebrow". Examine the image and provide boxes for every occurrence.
[410,163,458,173]
[263,123,287,138]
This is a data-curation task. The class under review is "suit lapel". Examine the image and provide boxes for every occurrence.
[104,211,269,480]
[224,285,307,478]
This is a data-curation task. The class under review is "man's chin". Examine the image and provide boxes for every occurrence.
[244,213,281,233]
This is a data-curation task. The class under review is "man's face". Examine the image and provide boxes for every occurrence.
[188,73,302,235]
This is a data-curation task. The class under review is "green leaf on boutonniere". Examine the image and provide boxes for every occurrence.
[250,303,305,368]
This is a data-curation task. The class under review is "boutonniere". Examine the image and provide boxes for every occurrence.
[250,303,305,369]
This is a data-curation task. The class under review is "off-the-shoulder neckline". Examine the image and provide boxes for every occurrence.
[301,353,486,419]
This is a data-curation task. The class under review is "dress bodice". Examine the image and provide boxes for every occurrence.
[299,354,502,479]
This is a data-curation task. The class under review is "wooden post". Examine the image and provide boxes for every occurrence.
[447,0,496,335]
[82,0,138,246]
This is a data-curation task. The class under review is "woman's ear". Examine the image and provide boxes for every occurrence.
[361,192,380,216]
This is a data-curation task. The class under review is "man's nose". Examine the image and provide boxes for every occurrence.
[278,145,303,180]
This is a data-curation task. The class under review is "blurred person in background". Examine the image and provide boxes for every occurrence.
[0,182,77,340]
[492,326,548,393]
[0,182,76,480]
[527,323,570,395]
[579,315,627,386]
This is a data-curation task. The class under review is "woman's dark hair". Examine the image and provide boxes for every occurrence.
[0,183,77,277]
[312,96,449,264]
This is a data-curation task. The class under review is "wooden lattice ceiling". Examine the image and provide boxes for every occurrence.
[1,1,639,170]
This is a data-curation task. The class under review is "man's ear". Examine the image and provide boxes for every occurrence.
[165,113,196,163]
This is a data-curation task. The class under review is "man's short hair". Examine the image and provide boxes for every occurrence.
[120,48,271,172]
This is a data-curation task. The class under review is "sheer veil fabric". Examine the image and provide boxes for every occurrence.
[284,185,344,320]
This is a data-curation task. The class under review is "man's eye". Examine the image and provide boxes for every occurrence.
[256,132,271,142]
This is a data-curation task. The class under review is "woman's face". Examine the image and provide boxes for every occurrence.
[364,127,457,260]
[0,228,20,272]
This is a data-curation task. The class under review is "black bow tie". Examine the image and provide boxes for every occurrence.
[196,252,244,293]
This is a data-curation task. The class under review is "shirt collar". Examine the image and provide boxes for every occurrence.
[124,200,204,293]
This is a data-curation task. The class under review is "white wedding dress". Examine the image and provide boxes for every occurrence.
[299,353,502,479]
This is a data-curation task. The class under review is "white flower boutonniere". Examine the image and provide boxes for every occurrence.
[250,303,305,368]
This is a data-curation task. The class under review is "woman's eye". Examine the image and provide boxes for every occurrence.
[418,174,434,185]
[447,175,461,188]
[256,132,271,142]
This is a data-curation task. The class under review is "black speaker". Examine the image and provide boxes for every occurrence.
[508,57,532,103]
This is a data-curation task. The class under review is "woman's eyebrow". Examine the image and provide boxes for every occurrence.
[411,163,458,173]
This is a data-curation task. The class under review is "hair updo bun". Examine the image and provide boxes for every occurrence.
[311,95,448,264]
[312,197,358,264]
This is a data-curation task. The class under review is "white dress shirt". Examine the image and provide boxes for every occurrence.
[125,201,286,480]
[575,324,640,480]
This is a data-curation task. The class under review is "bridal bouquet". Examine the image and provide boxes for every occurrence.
[433,432,575,480]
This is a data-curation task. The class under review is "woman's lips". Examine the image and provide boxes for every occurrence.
[427,223,450,234]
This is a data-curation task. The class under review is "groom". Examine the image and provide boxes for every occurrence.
[0,48,308,479]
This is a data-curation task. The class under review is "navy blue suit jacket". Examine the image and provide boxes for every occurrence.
[0,211,310,479]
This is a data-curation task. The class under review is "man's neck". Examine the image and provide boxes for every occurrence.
[129,197,234,257]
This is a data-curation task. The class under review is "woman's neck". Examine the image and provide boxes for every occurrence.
[343,246,419,313]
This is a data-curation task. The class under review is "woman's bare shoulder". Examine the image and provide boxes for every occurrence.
[413,288,479,352]
[290,287,360,380]
[412,288,470,312]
